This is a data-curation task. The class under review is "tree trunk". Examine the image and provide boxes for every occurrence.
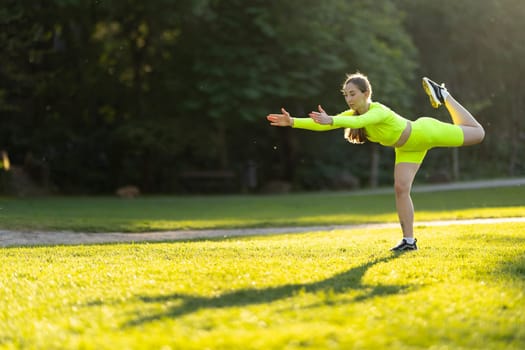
[217,122,229,169]
[369,144,379,188]
[280,127,294,181]
[451,148,459,181]
[508,95,522,176]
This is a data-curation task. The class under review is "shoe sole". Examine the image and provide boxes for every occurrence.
[422,77,441,109]
[391,247,418,252]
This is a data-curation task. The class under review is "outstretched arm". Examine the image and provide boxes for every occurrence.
[267,108,294,127]
[267,106,341,131]
[309,105,334,125]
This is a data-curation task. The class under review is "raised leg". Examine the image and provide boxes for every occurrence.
[423,77,485,146]
[444,94,485,146]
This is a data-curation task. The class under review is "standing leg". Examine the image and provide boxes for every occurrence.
[394,162,421,239]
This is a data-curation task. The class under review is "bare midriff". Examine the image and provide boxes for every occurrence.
[393,121,412,148]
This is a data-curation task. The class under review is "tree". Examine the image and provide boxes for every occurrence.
[395,0,525,179]
[0,0,420,193]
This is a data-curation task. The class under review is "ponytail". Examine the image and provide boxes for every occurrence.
[344,128,367,144]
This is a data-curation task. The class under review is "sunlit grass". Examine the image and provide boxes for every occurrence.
[0,186,524,232]
[1,223,524,349]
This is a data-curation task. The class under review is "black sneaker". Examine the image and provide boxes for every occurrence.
[390,238,418,251]
[422,77,447,108]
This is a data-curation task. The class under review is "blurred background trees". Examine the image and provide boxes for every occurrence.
[0,0,523,194]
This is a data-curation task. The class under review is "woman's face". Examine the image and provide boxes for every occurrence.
[342,82,369,113]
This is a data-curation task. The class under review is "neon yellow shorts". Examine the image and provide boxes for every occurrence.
[395,117,464,164]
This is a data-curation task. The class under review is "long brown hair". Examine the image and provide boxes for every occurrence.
[342,73,372,144]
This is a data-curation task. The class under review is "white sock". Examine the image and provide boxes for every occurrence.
[404,237,415,244]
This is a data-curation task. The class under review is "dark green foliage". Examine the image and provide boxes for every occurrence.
[0,0,522,194]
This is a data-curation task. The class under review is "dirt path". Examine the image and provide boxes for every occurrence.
[2,217,525,247]
[2,177,525,247]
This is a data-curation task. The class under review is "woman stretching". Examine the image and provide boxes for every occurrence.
[266,73,485,251]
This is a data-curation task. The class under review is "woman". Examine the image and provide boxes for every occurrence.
[266,73,485,251]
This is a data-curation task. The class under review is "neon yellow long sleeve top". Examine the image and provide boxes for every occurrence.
[292,102,409,146]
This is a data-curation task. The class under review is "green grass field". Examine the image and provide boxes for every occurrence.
[0,186,524,232]
[1,186,524,349]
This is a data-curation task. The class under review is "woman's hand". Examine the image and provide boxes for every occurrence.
[267,108,293,127]
[309,105,333,125]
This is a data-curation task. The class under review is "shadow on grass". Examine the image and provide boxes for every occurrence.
[457,231,525,279]
[496,251,525,280]
[124,252,412,327]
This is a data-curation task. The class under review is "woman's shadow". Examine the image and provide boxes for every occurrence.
[125,252,412,327]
